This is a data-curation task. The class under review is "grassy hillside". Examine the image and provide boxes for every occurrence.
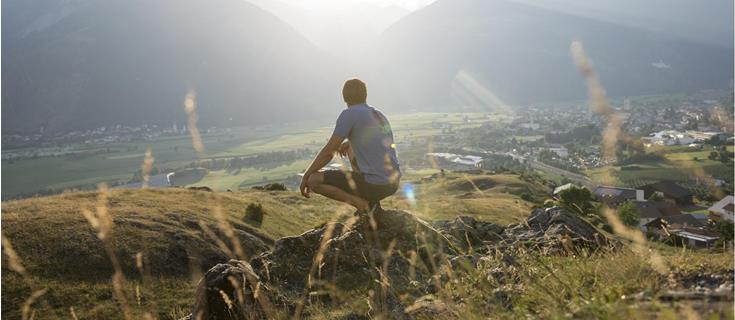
[1,188,347,318]
[1,172,732,319]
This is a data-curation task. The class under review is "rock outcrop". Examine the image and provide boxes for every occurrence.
[182,207,609,319]
[251,183,288,191]
[432,207,610,254]
[432,216,504,250]
[499,207,610,254]
[252,210,458,291]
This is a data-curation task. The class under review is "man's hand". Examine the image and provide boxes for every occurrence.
[299,173,311,198]
[300,134,344,199]
[338,141,351,157]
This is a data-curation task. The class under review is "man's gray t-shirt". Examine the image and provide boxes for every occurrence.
[332,103,401,185]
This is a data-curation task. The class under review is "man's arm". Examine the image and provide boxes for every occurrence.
[300,134,345,197]
[338,141,360,172]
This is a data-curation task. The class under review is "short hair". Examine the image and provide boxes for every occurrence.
[342,78,367,105]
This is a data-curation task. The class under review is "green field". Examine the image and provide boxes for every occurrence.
[192,160,312,190]
[2,113,496,198]
[586,146,734,187]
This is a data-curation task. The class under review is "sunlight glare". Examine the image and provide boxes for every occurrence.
[402,182,417,207]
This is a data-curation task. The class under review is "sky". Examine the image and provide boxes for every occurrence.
[247,0,439,56]
[280,0,437,11]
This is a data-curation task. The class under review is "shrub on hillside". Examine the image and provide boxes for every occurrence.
[520,192,534,202]
[616,201,640,227]
[244,203,265,225]
[558,186,594,216]
[713,220,734,245]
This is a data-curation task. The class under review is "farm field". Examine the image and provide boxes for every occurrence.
[191,160,312,191]
[1,112,496,198]
[586,146,734,187]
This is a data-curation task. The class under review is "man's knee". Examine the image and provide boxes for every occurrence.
[307,172,324,190]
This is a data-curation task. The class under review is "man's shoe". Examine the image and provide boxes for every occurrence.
[354,202,382,217]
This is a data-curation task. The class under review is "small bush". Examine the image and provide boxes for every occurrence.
[244,203,265,224]
[520,192,535,202]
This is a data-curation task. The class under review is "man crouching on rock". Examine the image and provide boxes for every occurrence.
[300,78,401,213]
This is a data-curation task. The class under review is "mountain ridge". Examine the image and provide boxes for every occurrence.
[2,0,344,134]
[2,0,733,134]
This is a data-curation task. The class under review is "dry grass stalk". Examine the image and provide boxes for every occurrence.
[141,147,155,189]
[334,154,359,193]
[571,40,724,188]
[572,41,677,276]
[601,207,668,274]
[80,184,133,320]
[210,196,247,261]
[136,284,142,306]
[570,41,633,184]
[184,90,205,156]
[69,307,79,320]
[426,138,439,170]
[135,252,144,274]
[219,290,234,310]
[198,221,236,259]
[2,233,27,275]
[21,289,47,320]
[462,174,484,194]
[293,208,351,319]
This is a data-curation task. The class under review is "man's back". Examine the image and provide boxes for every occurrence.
[333,103,401,185]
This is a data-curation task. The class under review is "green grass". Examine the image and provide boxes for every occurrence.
[379,174,549,225]
[432,246,733,319]
[191,160,311,191]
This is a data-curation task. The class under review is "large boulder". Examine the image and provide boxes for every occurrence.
[183,260,282,320]
[251,210,459,291]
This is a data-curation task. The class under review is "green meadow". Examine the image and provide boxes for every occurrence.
[585,146,734,187]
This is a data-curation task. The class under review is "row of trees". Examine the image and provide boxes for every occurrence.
[707,149,732,163]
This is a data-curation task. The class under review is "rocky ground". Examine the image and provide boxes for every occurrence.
[2,183,730,319]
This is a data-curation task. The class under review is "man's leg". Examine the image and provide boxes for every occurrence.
[307,172,369,211]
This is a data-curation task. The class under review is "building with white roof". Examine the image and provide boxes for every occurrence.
[709,195,734,222]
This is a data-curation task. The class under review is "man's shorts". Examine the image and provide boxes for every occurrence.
[322,170,398,203]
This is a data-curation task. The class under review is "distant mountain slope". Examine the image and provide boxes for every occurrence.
[3,0,733,134]
[368,0,733,111]
[2,0,342,134]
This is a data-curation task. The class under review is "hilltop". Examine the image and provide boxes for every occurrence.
[1,172,732,319]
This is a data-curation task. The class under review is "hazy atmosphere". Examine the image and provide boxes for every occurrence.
[3,0,732,133]
[1,0,734,319]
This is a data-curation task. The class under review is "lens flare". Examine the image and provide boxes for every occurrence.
[402,182,416,206]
